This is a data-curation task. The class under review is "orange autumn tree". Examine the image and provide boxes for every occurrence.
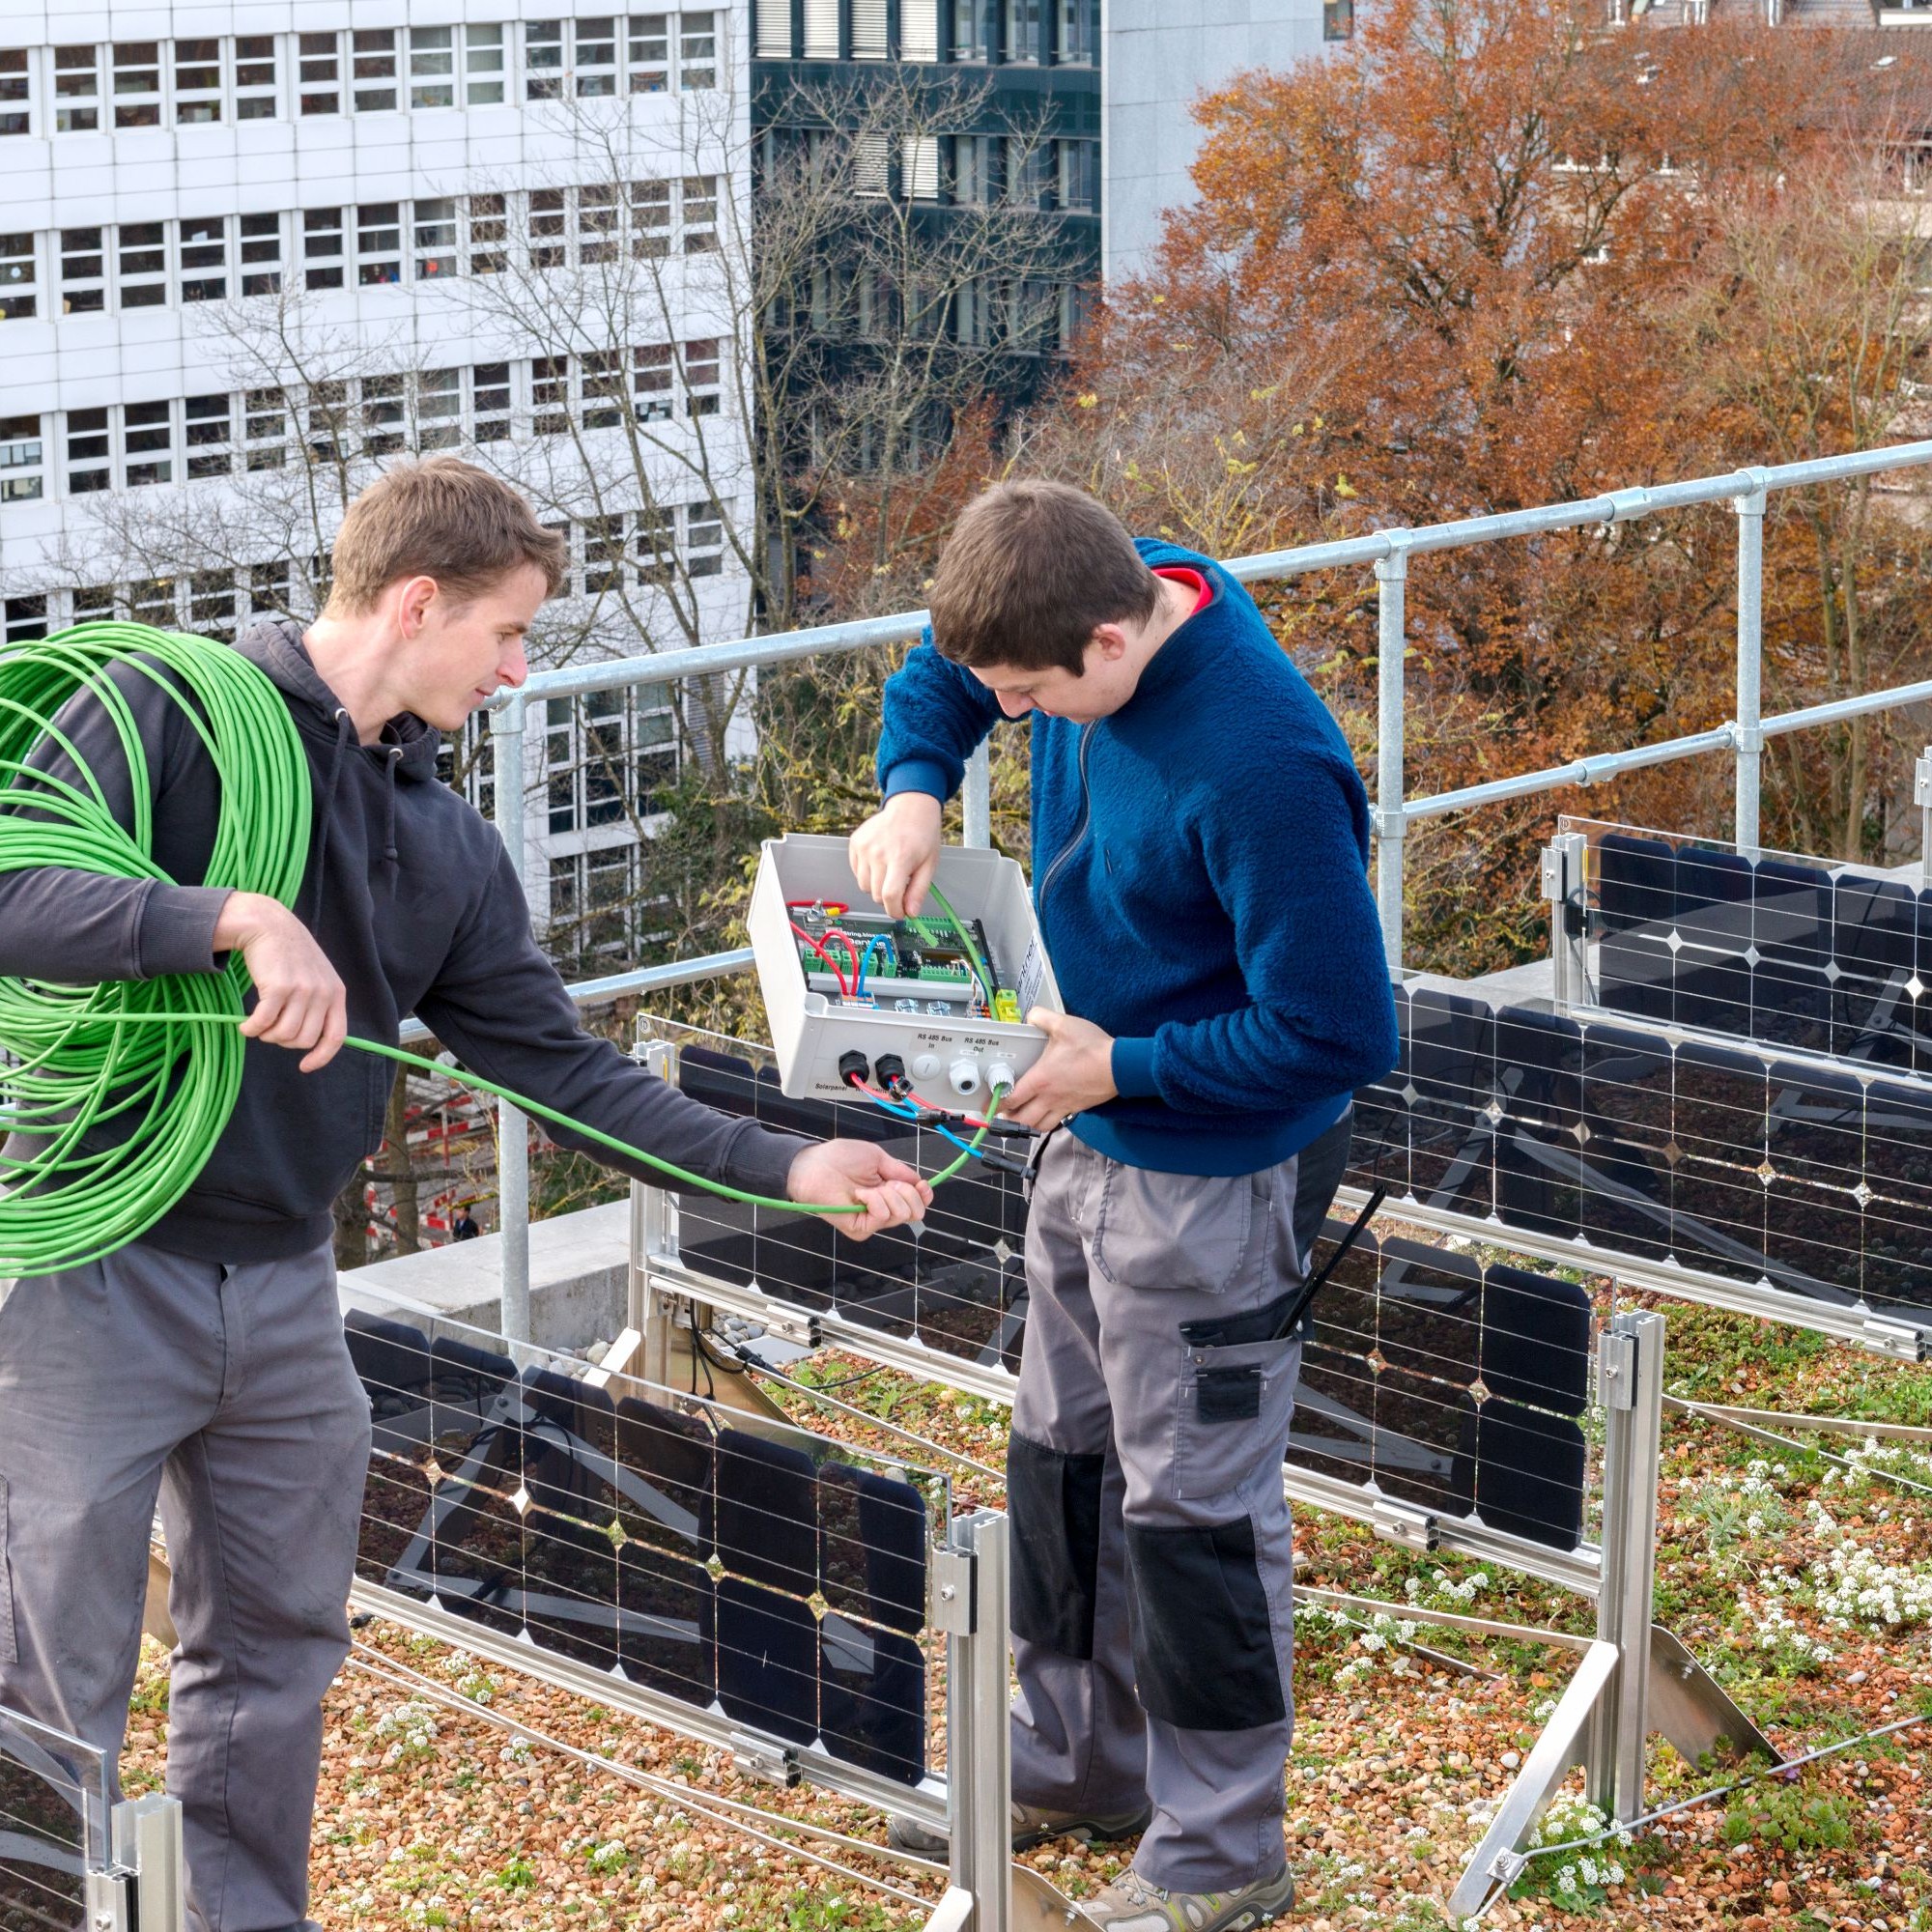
[1037,1,1932,968]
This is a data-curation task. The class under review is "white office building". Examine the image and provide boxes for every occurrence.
[0,5,754,955]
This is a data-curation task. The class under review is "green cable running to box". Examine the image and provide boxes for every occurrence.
[0,460,954,1932]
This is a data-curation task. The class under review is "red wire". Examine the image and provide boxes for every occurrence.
[788,919,851,995]
[786,897,849,917]
[879,1077,995,1129]
[821,928,864,983]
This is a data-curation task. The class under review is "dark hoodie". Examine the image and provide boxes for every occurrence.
[0,617,806,1264]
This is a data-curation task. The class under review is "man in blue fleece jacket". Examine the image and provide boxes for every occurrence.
[850,481,1397,1932]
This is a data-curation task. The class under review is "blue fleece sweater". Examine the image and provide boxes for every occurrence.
[876,538,1400,1177]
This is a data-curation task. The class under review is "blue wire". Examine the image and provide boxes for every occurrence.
[855,1085,983,1161]
[856,935,891,994]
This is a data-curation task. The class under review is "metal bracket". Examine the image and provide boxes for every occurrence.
[728,1731,801,1788]
[1604,485,1653,524]
[1370,1498,1439,1551]
[757,1300,824,1351]
[927,1548,976,1635]
[1861,1314,1927,1364]
[112,1793,185,1932]
[1541,831,1590,1012]
[1599,1329,1637,1410]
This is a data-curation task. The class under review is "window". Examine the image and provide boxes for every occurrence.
[636,688,676,801]
[54,46,100,133]
[189,572,236,637]
[0,49,26,137]
[579,183,620,263]
[60,229,104,314]
[952,0,993,60]
[683,339,721,415]
[0,417,43,502]
[953,134,993,205]
[531,189,568,269]
[634,345,672,421]
[467,195,507,273]
[123,400,173,487]
[576,17,618,94]
[1005,0,1043,61]
[362,374,406,454]
[352,29,399,112]
[118,223,167,309]
[1058,137,1097,211]
[855,135,889,199]
[184,394,233,478]
[953,276,990,347]
[413,200,457,281]
[1323,0,1353,37]
[248,564,291,618]
[548,853,579,927]
[410,26,456,109]
[532,357,570,433]
[240,213,282,296]
[71,585,117,625]
[902,0,941,60]
[356,204,402,286]
[306,382,350,462]
[3,596,46,641]
[1056,0,1094,63]
[582,695,627,832]
[416,367,461,448]
[631,179,670,257]
[628,14,668,91]
[546,698,578,832]
[68,410,111,494]
[580,350,623,428]
[302,208,345,291]
[298,33,341,114]
[236,36,277,119]
[112,43,162,128]
[466,25,507,104]
[179,215,227,301]
[682,176,718,252]
[583,515,625,594]
[686,501,724,577]
[635,504,674,582]
[1007,136,1049,208]
[0,235,33,321]
[804,0,839,57]
[472,362,511,440]
[128,580,176,628]
[904,135,940,201]
[175,40,222,123]
[244,388,287,469]
[526,19,565,99]
[680,13,718,86]
[852,0,888,57]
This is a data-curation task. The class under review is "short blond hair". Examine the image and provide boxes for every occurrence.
[326,458,568,615]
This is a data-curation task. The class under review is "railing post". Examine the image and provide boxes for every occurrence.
[948,1509,1012,1932]
[490,693,531,1345]
[1585,1307,1666,1824]
[963,742,991,849]
[1374,538,1410,978]
[1732,480,1768,860]
[1917,751,1932,888]
[631,1037,679,1386]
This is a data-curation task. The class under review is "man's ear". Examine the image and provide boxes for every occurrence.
[394,574,440,639]
[1088,623,1130,666]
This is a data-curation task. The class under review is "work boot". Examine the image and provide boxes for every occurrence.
[886,1798,1151,1861]
[1084,1863,1295,1931]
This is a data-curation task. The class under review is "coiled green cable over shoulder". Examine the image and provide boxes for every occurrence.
[0,625,994,1276]
[0,624,310,1273]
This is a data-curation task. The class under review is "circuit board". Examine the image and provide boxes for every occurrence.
[786,902,1022,1023]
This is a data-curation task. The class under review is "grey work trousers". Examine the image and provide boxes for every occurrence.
[0,1239,370,1932]
[1008,1115,1350,1893]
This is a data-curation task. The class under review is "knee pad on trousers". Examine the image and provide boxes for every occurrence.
[1123,1515,1286,1731]
[1007,1431,1105,1660]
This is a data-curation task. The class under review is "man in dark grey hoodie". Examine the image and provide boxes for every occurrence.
[0,459,929,1932]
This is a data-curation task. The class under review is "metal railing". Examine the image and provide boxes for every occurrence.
[462,438,1932,1336]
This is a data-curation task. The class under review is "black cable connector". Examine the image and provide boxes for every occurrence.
[838,1049,871,1087]
[874,1053,907,1094]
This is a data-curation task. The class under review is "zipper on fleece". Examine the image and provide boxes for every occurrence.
[1037,724,1095,919]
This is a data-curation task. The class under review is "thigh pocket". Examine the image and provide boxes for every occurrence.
[1093,1167,1259,1295]
[1175,1338,1299,1501]
[0,1476,15,1664]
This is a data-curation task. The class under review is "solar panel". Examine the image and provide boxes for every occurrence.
[342,1295,942,1786]
[651,1020,1596,1556]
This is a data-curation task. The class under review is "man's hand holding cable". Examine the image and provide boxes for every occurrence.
[849,792,942,918]
[788,1141,933,1239]
[1005,1009,1118,1133]
[213,892,349,1073]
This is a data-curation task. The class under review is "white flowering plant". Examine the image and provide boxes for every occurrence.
[370,1700,440,1768]
[1506,1791,1633,1914]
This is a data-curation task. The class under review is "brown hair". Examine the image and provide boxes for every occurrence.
[928,481,1158,675]
[325,457,569,615]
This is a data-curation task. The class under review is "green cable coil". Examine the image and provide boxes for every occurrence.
[0,625,991,1277]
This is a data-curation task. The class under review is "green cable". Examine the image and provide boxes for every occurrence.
[0,624,999,1275]
[924,881,996,1008]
